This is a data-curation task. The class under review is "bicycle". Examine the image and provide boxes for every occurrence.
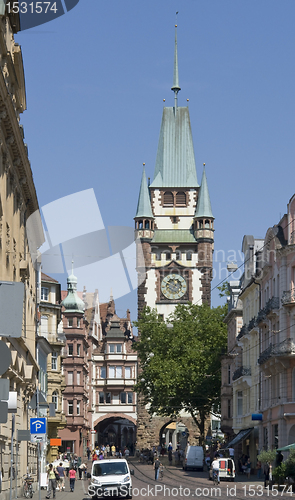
[23,474,34,498]
[212,469,219,486]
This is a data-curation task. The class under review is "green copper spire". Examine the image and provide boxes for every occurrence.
[171,20,181,109]
[135,164,154,218]
[195,166,214,218]
[62,271,85,313]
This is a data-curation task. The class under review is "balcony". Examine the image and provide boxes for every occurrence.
[257,308,267,324]
[265,297,280,314]
[258,338,295,365]
[282,290,295,306]
[237,324,248,340]
[232,366,251,381]
[248,317,257,331]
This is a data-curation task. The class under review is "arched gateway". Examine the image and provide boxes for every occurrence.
[93,414,136,453]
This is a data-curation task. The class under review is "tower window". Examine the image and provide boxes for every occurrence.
[199,221,203,229]
[176,191,186,206]
[145,220,150,229]
[163,191,173,206]
[186,251,192,261]
[205,219,210,228]
[138,220,143,229]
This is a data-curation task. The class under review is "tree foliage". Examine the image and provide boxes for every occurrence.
[133,302,227,445]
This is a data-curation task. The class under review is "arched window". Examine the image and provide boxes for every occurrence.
[145,220,150,229]
[138,220,143,229]
[205,219,210,228]
[176,191,186,206]
[163,192,173,206]
[52,391,58,411]
[186,251,192,261]
[198,220,203,229]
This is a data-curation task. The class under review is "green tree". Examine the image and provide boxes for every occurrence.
[133,302,227,446]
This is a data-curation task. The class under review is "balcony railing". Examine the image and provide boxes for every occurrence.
[282,289,295,306]
[237,324,248,340]
[258,338,295,365]
[232,366,251,381]
[257,308,267,324]
[265,297,280,314]
[248,317,257,331]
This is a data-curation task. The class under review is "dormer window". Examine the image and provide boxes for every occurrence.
[163,191,173,206]
[41,287,49,301]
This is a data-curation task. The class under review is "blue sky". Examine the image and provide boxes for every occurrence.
[16,0,295,320]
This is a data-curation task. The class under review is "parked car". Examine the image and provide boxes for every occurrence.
[87,459,134,498]
[208,457,235,482]
[182,445,204,471]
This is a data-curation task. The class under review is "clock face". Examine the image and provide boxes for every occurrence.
[161,274,187,300]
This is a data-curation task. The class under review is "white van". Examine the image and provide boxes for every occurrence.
[208,457,235,482]
[183,445,204,471]
[88,459,134,499]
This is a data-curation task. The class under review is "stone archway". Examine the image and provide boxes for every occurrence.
[93,414,136,455]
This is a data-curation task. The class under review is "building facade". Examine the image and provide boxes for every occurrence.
[135,26,214,449]
[91,297,137,452]
[59,273,90,457]
[223,195,295,465]
[0,4,44,499]
[39,273,67,464]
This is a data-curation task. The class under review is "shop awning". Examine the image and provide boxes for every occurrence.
[166,422,177,430]
[277,443,295,452]
[225,428,253,447]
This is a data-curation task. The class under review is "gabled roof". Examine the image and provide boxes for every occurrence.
[135,165,154,218]
[194,168,214,218]
[150,107,199,188]
[41,272,59,283]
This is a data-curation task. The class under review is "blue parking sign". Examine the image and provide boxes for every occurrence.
[30,418,46,434]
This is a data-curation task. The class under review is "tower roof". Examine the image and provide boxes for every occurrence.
[61,272,85,313]
[150,107,199,188]
[135,165,154,218]
[194,167,214,218]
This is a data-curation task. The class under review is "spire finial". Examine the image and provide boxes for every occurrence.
[171,13,181,109]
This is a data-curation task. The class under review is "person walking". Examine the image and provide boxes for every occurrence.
[211,457,220,484]
[56,462,65,491]
[46,464,57,499]
[69,466,76,492]
[154,458,161,480]
[87,447,91,461]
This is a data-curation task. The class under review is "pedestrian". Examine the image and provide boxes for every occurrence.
[56,462,65,491]
[79,463,87,479]
[256,460,262,480]
[264,463,270,488]
[106,444,110,457]
[111,444,116,456]
[46,464,57,499]
[168,449,173,466]
[154,458,161,480]
[87,447,91,461]
[245,458,251,478]
[69,466,76,492]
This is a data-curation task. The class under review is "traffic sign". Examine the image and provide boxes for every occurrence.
[30,418,46,434]
[31,433,46,443]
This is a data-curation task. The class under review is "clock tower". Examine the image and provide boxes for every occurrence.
[135,25,214,321]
